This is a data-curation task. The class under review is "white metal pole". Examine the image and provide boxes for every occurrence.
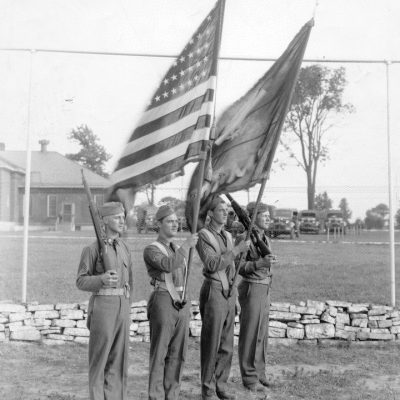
[22,49,35,303]
[386,61,396,307]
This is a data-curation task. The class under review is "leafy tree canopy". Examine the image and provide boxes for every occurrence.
[314,191,333,212]
[66,125,111,177]
[396,209,400,229]
[159,196,185,212]
[338,198,352,222]
[364,203,389,230]
[281,64,355,209]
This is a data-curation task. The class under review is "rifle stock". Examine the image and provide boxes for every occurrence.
[81,170,112,271]
[226,193,273,297]
[225,193,271,257]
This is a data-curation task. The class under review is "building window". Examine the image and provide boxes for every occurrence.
[48,195,57,217]
[94,195,104,207]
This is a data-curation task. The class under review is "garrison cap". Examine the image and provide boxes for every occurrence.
[246,201,269,216]
[155,205,175,221]
[100,202,125,217]
[207,196,225,212]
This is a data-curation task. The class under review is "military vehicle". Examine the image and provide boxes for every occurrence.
[299,209,321,234]
[267,208,299,239]
[325,210,347,234]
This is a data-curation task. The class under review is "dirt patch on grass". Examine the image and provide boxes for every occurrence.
[1,341,399,400]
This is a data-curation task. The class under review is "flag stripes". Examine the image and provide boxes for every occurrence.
[110,0,224,192]
[117,114,212,169]
[112,139,205,188]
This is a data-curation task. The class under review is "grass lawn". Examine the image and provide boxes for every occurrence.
[1,230,400,400]
[0,340,399,399]
[1,230,400,306]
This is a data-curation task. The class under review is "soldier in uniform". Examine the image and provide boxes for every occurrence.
[235,202,276,393]
[143,205,198,400]
[196,196,250,400]
[76,202,133,400]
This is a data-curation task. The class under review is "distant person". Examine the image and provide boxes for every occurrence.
[196,196,250,400]
[143,205,198,400]
[235,202,276,393]
[76,202,133,400]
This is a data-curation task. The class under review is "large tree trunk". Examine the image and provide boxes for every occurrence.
[307,172,315,209]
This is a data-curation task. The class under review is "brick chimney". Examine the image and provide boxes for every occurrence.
[0,143,5,151]
[39,139,49,152]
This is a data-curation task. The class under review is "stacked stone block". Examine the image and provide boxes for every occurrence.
[0,300,399,345]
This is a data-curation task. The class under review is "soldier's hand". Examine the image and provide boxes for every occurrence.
[101,270,118,288]
[235,239,250,254]
[185,233,199,248]
[257,254,277,270]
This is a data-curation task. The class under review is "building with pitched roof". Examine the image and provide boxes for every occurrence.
[0,140,110,230]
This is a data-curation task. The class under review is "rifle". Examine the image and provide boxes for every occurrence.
[225,193,272,257]
[81,170,113,272]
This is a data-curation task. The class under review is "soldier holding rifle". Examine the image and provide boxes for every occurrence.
[235,201,276,393]
[143,205,198,400]
[196,196,250,400]
[76,201,133,400]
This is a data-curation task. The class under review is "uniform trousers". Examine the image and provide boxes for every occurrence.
[147,290,190,400]
[237,281,270,386]
[199,279,236,398]
[88,295,131,400]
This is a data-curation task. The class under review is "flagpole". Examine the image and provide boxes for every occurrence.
[181,153,207,305]
[386,61,396,307]
[22,49,36,303]
[181,0,226,306]
[228,20,314,296]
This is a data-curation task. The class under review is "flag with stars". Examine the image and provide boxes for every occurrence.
[110,0,225,193]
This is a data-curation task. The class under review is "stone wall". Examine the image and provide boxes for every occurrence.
[0,299,399,345]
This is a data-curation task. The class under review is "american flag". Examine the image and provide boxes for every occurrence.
[110,0,225,192]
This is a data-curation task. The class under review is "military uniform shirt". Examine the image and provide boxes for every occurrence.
[143,238,188,287]
[236,231,272,281]
[196,224,236,283]
[76,239,133,295]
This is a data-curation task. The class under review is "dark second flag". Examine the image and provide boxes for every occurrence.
[186,20,314,230]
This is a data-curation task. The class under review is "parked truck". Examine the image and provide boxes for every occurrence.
[267,208,300,239]
[325,210,347,234]
[299,209,321,234]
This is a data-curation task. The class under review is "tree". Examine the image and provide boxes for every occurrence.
[142,184,156,206]
[314,191,333,212]
[338,198,352,223]
[66,125,111,177]
[354,218,365,227]
[364,203,389,230]
[160,196,185,213]
[281,65,355,209]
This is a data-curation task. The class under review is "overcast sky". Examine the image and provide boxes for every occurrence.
[1,0,399,220]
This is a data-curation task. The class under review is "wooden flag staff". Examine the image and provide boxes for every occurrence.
[180,0,226,307]
[180,151,208,306]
